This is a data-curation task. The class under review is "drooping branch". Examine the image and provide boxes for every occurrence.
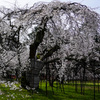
[41,45,60,61]
[44,58,60,64]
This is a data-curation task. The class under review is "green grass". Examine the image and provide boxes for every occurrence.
[0,81,100,100]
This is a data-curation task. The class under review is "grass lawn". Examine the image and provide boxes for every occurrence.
[0,80,100,100]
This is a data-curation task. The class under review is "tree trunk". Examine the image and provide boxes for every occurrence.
[46,61,48,96]
[82,65,86,95]
[75,78,77,92]
[93,71,95,100]
[75,72,78,93]
[80,69,83,95]
[98,77,99,92]
[51,74,54,94]
[72,72,75,86]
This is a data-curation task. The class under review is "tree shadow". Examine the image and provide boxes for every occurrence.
[37,88,66,100]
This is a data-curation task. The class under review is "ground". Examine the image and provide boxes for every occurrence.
[0,80,100,100]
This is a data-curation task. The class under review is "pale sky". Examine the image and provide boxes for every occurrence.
[0,0,100,14]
